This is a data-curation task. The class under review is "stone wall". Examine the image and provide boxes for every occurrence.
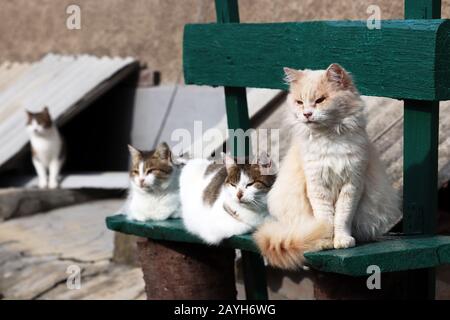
[2,0,444,84]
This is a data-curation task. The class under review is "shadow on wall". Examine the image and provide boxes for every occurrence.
[62,70,139,173]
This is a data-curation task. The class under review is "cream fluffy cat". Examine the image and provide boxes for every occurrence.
[180,155,275,244]
[125,143,181,222]
[26,107,65,189]
[254,64,402,269]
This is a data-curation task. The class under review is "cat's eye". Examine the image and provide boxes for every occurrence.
[246,182,255,187]
[254,181,269,188]
[295,100,303,105]
[146,168,165,175]
[315,96,326,104]
[229,182,237,187]
[132,170,139,175]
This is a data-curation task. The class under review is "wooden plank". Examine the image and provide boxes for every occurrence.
[224,86,251,156]
[304,236,450,276]
[183,19,450,100]
[403,0,441,300]
[215,0,239,23]
[403,101,439,234]
[215,0,268,301]
[405,0,441,18]
[241,251,268,300]
[187,88,284,159]
[107,215,450,277]
[106,214,260,253]
[215,0,251,157]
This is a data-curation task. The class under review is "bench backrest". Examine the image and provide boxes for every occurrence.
[182,0,442,236]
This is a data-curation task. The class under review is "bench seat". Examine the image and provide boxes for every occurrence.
[305,235,450,276]
[106,214,258,252]
[106,214,450,277]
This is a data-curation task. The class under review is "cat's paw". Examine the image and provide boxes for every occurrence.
[38,180,48,189]
[48,180,59,189]
[316,238,334,250]
[333,234,355,249]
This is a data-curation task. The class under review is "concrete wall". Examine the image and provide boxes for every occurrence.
[3,0,448,84]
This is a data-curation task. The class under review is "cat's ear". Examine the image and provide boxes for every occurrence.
[155,142,172,161]
[128,144,141,160]
[224,154,236,172]
[326,63,353,89]
[42,106,51,116]
[25,109,33,119]
[283,67,301,84]
[257,152,272,169]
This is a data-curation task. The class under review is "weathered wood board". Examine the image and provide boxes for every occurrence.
[184,19,450,100]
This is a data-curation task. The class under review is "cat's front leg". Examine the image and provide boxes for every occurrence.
[48,159,63,189]
[334,182,362,249]
[306,183,335,227]
[32,158,48,189]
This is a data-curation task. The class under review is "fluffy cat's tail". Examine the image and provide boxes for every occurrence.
[254,217,332,270]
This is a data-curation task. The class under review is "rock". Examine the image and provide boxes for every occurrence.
[0,187,120,221]
[0,199,145,299]
[113,233,141,267]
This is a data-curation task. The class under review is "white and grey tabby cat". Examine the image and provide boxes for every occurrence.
[26,107,65,189]
[179,154,276,244]
[125,142,181,222]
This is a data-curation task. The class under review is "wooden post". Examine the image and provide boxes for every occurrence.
[311,269,424,300]
[138,239,237,299]
[403,0,440,300]
[215,0,269,300]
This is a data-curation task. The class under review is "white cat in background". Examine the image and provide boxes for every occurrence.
[125,143,181,222]
[26,107,65,189]
[179,154,276,244]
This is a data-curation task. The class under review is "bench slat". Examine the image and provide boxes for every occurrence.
[106,215,450,277]
[304,235,450,276]
[184,19,450,100]
[106,214,259,252]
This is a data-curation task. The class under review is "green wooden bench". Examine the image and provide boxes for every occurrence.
[107,0,450,299]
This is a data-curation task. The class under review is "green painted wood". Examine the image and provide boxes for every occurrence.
[106,214,260,253]
[183,19,450,100]
[403,0,441,300]
[241,251,268,300]
[405,0,441,18]
[215,0,239,23]
[304,235,450,276]
[403,101,439,235]
[107,213,450,277]
[224,86,251,157]
[215,0,268,301]
[215,0,251,158]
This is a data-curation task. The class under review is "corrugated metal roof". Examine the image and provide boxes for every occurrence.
[0,53,138,169]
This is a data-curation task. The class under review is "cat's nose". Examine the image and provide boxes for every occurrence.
[303,112,313,119]
[237,190,243,201]
[139,179,145,186]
